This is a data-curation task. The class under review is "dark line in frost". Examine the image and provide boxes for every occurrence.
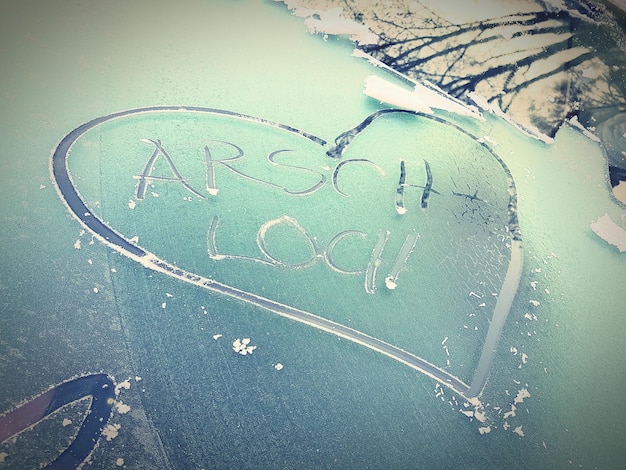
[396,160,407,214]
[0,374,116,469]
[421,160,433,209]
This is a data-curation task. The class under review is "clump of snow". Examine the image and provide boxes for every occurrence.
[474,409,487,423]
[503,405,516,419]
[460,396,489,426]
[102,423,121,441]
[233,338,257,355]
[514,388,531,404]
[467,396,482,408]
[115,379,132,394]
[385,274,398,289]
[115,401,131,414]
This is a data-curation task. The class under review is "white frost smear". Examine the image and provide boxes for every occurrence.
[277,1,378,44]
[590,213,626,252]
[363,75,483,120]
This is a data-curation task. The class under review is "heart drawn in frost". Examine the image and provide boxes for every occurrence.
[51,106,523,399]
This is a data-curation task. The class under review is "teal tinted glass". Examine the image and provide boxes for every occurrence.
[1,1,625,468]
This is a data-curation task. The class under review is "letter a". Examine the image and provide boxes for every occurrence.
[134,139,205,200]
